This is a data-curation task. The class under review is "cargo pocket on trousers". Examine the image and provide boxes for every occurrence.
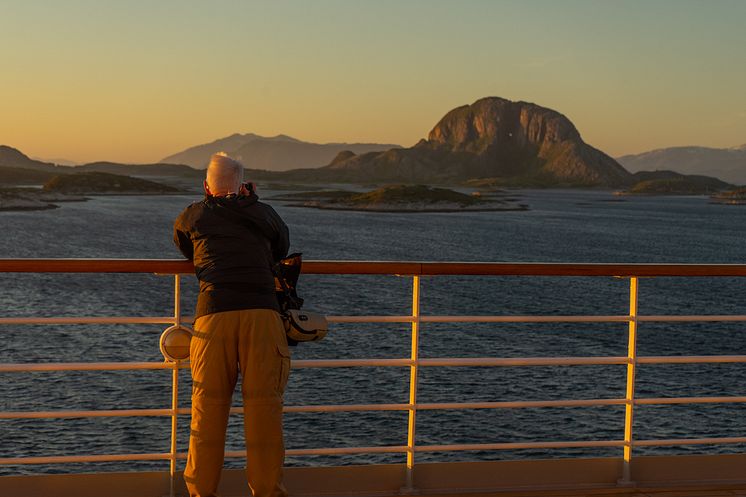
[276,344,291,395]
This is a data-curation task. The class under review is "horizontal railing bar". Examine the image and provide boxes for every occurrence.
[281,404,410,413]
[279,399,630,412]
[637,355,746,364]
[244,446,408,457]
[0,399,627,420]
[420,315,631,323]
[0,259,194,274]
[416,399,628,409]
[637,315,746,322]
[0,409,173,419]
[0,362,180,372]
[173,446,412,460]
[418,315,746,324]
[11,396,746,420]
[416,440,626,452]
[328,316,414,323]
[330,315,633,324]
[2,259,746,277]
[3,314,745,327]
[418,357,629,367]
[634,437,746,446]
[291,359,412,368]
[635,396,746,405]
[295,357,629,368]
[0,453,171,465]
[0,317,178,325]
[6,355,746,374]
[417,263,746,278]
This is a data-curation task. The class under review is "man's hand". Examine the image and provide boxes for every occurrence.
[240,182,256,196]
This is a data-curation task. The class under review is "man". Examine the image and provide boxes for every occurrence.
[173,152,290,497]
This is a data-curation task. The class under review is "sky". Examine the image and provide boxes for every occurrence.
[1,0,745,164]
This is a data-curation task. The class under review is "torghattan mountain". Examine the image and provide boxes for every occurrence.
[304,97,633,187]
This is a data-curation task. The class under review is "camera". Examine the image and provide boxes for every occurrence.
[242,182,255,195]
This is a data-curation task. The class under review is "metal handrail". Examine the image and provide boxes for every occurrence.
[2,259,746,490]
[2,258,746,276]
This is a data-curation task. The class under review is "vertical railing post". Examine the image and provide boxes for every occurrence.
[169,274,182,497]
[170,361,180,497]
[403,275,421,494]
[620,276,639,485]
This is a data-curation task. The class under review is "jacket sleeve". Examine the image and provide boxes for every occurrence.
[173,211,194,261]
[271,209,290,263]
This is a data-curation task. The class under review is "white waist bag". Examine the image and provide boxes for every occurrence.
[283,309,328,342]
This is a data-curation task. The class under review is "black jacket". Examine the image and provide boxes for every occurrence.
[173,192,290,319]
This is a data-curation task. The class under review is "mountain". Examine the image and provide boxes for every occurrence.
[31,156,80,166]
[0,145,68,173]
[313,97,632,187]
[1,144,202,181]
[160,133,400,170]
[617,146,746,185]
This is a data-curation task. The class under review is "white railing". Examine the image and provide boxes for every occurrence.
[1,260,746,495]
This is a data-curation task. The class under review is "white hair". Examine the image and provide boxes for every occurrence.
[206,152,244,196]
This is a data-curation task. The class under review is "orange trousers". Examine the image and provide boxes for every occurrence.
[184,309,291,497]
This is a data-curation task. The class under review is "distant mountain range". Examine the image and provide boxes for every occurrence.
[0,145,200,184]
[160,133,401,171]
[0,146,66,173]
[31,156,79,166]
[617,145,746,185]
[3,97,743,191]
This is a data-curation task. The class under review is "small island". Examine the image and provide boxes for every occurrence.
[269,185,528,212]
[615,171,733,196]
[44,171,181,194]
[0,172,182,211]
[0,188,86,211]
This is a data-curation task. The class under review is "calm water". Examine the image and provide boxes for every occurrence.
[1,189,746,475]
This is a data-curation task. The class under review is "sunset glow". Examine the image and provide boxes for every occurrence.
[1,0,745,163]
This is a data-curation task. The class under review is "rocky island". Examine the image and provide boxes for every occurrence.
[615,170,733,196]
[269,185,528,212]
[0,172,181,211]
[0,188,86,211]
[43,171,181,194]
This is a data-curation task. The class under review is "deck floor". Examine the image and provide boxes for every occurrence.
[420,486,746,497]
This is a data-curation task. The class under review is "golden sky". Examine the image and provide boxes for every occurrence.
[2,0,745,164]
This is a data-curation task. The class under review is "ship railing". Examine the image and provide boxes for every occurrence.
[2,259,746,494]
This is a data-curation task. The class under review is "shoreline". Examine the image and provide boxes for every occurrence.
[0,189,187,212]
[0,204,60,212]
[287,201,529,213]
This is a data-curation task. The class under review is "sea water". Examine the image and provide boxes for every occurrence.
[1,189,745,475]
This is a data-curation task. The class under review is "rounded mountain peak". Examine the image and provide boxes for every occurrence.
[425,97,582,154]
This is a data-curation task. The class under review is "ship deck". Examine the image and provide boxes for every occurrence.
[4,455,746,497]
